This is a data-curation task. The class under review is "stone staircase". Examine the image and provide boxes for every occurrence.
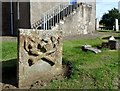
[31,2,82,30]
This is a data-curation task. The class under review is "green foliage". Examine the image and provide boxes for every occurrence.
[100,8,120,28]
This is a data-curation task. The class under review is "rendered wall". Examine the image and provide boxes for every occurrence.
[2,2,11,35]
[2,2,31,36]
[0,2,2,36]
[30,1,60,26]
[18,2,31,29]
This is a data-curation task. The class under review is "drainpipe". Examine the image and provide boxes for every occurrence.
[17,2,20,20]
[10,0,13,35]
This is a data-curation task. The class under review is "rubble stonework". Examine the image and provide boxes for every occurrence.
[18,29,63,88]
[59,3,95,36]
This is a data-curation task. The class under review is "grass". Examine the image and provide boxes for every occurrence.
[98,30,113,32]
[1,36,119,89]
[0,42,17,61]
[41,38,118,89]
[98,30,120,33]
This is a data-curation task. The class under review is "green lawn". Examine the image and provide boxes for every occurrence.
[1,42,17,61]
[98,30,120,33]
[1,36,119,89]
[42,38,119,89]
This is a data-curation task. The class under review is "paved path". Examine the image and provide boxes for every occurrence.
[0,36,17,42]
[0,32,118,42]
[64,32,118,40]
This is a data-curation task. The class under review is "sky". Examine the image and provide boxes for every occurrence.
[96,0,120,21]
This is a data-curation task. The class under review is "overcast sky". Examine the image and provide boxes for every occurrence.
[96,0,120,21]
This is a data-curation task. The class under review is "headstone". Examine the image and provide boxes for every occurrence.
[108,36,119,50]
[18,29,63,88]
[109,36,115,41]
[95,18,99,30]
[115,19,119,31]
[108,40,117,50]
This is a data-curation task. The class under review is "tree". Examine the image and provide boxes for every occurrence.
[100,8,120,29]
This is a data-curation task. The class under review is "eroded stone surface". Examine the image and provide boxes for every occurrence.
[18,29,63,88]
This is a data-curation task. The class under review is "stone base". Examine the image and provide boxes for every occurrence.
[108,40,119,50]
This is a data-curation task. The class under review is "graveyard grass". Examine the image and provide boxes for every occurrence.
[1,35,119,89]
[1,42,17,61]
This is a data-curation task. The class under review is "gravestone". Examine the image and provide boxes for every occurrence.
[115,19,119,31]
[95,18,99,30]
[108,36,119,50]
[18,29,63,88]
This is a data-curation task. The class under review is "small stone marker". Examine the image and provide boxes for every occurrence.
[18,29,63,88]
[115,19,119,31]
[95,18,99,30]
[108,36,119,50]
[109,36,115,41]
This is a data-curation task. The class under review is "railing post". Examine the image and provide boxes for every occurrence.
[55,10,56,26]
[45,15,47,30]
[32,3,70,30]
[62,5,63,20]
[65,5,67,16]
[50,13,52,28]
[57,8,59,23]
[70,5,72,13]
[47,14,49,29]
[44,14,45,30]
[68,5,70,15]
[63,7,65,19]
[59,5,61,21]
[52,12,54,26]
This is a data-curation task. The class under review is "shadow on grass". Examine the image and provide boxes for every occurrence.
[62,58,73,79]
[98,30,120,33]
[1,58,17,87]
[98,30,111,32]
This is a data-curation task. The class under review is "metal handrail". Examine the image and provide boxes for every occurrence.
[31,2,92,30]
[31,2,69,29]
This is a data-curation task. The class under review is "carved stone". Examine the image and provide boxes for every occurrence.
[18,29,63,88]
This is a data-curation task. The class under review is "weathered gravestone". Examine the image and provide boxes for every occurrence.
[108,36,119,50]
[18,29,63,88]
[102,36,119,50]
[95,18,99,30]
[115,19,119,31]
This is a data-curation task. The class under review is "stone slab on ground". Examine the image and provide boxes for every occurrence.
[82,45,101,54]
